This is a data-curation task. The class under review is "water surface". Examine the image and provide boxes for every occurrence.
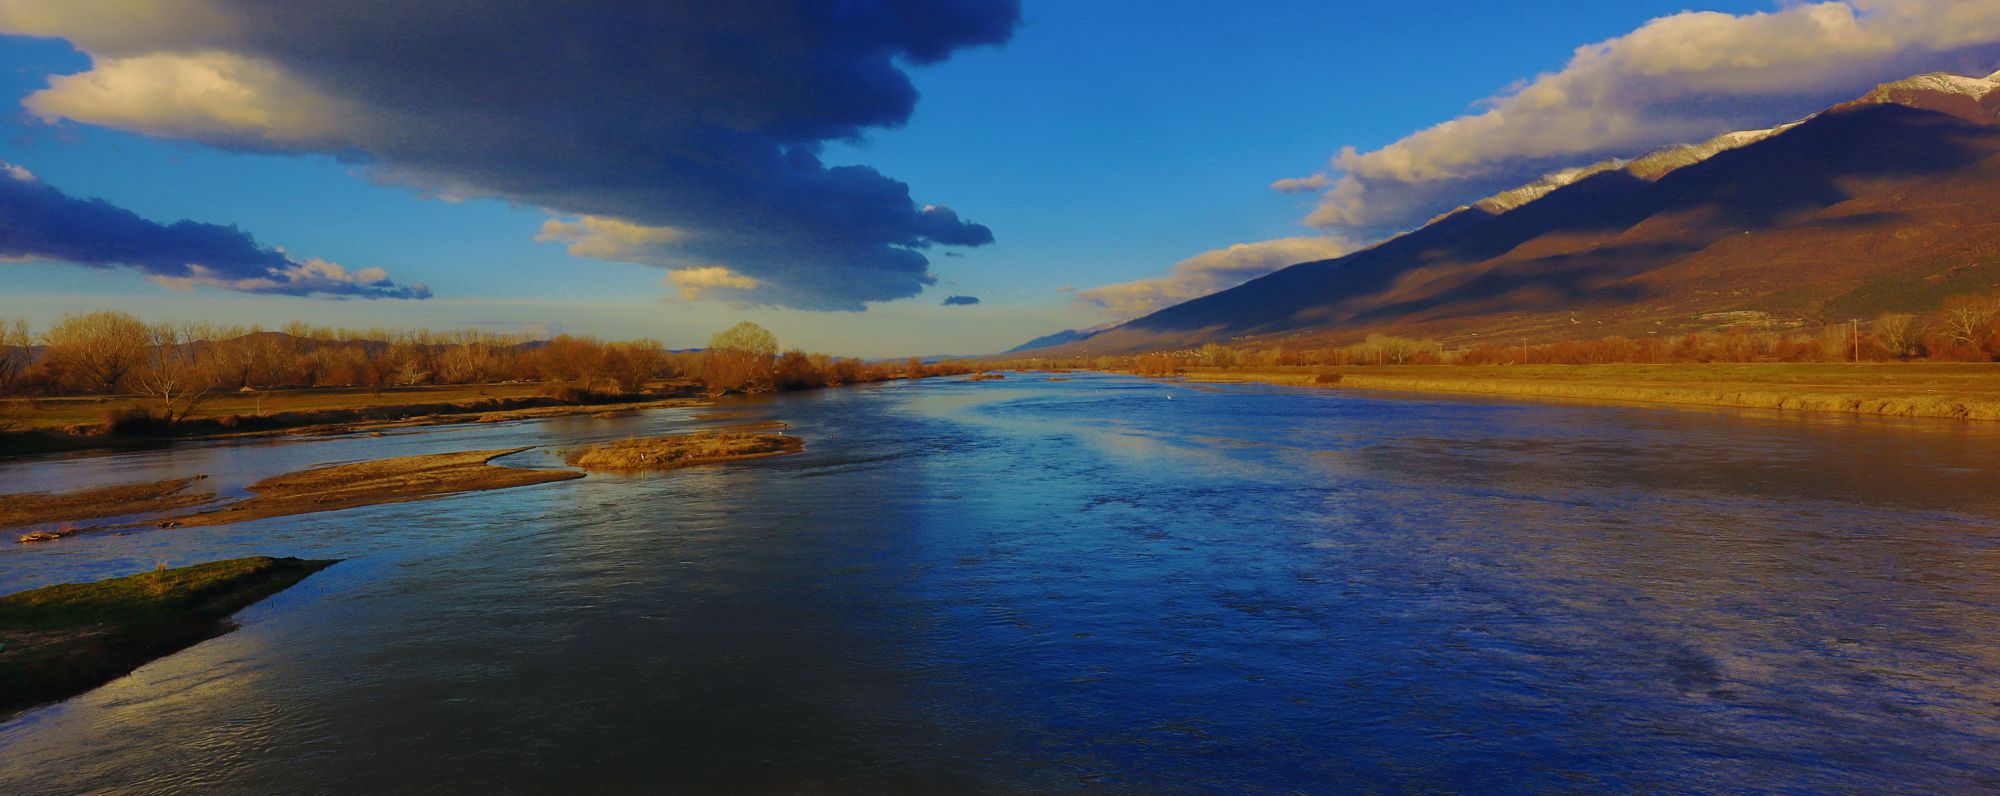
[2,374,1997,792]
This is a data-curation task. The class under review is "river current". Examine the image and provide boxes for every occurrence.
[2,374,1997,792]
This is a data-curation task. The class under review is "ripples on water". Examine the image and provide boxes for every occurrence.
[2,374,1998,792]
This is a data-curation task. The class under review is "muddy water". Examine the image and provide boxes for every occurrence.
[2,374,1997,792]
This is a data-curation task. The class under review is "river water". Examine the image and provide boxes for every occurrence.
[2,374,1998,793]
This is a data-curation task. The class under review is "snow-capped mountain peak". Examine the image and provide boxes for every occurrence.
[1880,71,2000,100]
[1471,159,1627,214]
[1456,122,1797,219]
[1459,67,2000,223]
[1838,69,2000,121]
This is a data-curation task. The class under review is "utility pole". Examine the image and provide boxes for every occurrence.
[1852,319,1860,363]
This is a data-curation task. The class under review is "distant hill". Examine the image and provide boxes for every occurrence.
[1018,69,2000,356]
[1004,327,1106,353]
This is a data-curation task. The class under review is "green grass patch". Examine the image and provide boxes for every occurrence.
[1823,262,2000,319]
[0,556,338,717]
[1756,284,1833,315]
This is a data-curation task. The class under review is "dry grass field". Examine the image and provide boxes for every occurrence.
[1179,363,2000,421]
[564,430,805,471]
[0,382,563,432]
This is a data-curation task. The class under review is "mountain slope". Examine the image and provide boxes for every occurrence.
[1027,70,2000,355]
[1005,327,1101,353]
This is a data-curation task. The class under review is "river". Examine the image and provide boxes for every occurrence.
[2,374,1998,792]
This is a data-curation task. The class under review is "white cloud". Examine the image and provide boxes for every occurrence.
[1268,174,1327,193]
[1285,0,2000,231]
[1074,235,1357,320]
[534,216,687,264]
[535,216,767,303]
[23,50,353,148]
[664,266,761,302]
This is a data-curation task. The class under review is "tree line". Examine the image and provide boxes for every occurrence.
[996,290,2000,372]
[0,312,975,427]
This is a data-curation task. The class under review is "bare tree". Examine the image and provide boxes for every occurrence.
[1199,342,1237,368]
[42,310,150,393]
[293,345,328,387]
[1352,334,1426,365]
[0,317,31,393]
[0,320,23,429]
[1937,295,1998,346]
[604,340,663,393]
[133,322,220,424]
[1873,314,1923,358]
[242,327,295,387]
[395,358,431,387]
[437,342,492,384]
[773,349,826,391]
[0,317,25,432]
[208,325,269,389]
[537,335,607,388]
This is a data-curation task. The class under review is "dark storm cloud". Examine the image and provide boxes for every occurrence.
[5,1,1018,309]
[0,163,429,299]
[941,295,980,306]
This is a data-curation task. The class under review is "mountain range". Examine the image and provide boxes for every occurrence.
[1014,69,2000,355]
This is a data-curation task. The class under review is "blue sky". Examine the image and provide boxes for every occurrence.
[3,0,1987,356]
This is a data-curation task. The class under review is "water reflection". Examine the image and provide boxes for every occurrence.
[3,375,1998,792]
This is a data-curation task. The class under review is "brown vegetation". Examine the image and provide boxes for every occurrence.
[703,321,780,394]
[999,287,2000,373]
[0,318,30,398]
[564,430,805,472]
[0,557,336,717]
[40,311,151,394]
[0,314,975,455]
[986,288,2000,422]
[10,312,680,402]
[694,322,977,395]
[1180,364,2000,422]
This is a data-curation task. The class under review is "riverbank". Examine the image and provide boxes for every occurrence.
[0,557,337,718]
[1,477,215,540]
[161,447,583,531]
[1175,363,2000,421]
[0,382,709,458]
[11,448,582,542]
